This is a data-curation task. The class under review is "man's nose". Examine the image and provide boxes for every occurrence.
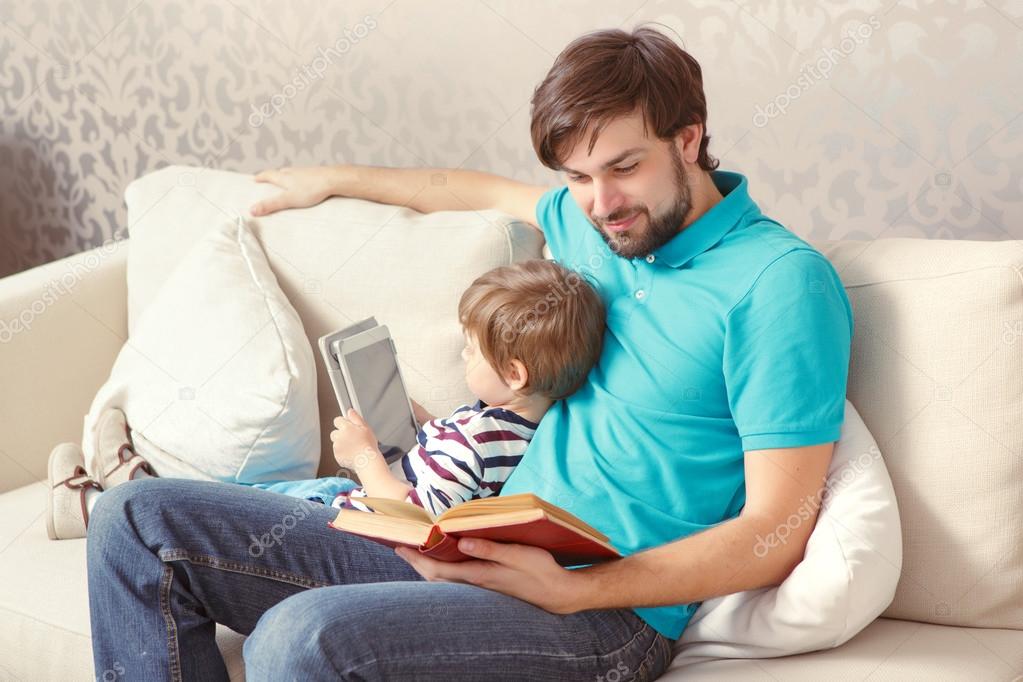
[591,180,624,221]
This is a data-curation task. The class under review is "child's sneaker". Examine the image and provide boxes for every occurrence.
[92,407,156,489]
[47,443,102,541]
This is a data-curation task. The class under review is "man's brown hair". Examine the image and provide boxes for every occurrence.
[530,25,718,172]
[458,260,605,401]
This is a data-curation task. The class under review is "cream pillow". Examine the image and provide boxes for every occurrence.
[81,216,320,484]
[672,399,902,665]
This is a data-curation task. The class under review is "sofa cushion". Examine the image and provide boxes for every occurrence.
[674,399,902,664]
[123,166,545,476]
[660,616,1023,681]
[815,238,1023,630]
[81,217,321,483]
[0,482,246,681]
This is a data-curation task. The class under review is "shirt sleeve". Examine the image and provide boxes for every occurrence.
[722,248,854,452]
[403,418,487,516]
[535,186,572,262]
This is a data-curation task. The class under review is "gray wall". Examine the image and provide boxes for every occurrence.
[1,0,1021,278]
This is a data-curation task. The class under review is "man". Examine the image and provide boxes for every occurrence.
[88,25,852,680]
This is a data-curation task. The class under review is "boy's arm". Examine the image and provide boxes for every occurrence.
[250,164,549,231]
[333,407,485,510]
[355,454,414,501]
[402,419,489,515]
[356,427,486,512]
[332,408,412,502]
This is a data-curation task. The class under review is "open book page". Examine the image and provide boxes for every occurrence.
[437,493,609,542]
[351,496,437,524]
[352,492,609,546]
[333,508,434,546]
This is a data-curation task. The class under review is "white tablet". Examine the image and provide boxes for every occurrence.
[318,317,379,419]
[335,324,420,464]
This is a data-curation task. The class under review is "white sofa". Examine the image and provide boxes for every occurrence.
[1,168,1021,680]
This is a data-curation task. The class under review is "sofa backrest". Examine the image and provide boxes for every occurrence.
[125,166,1023,631]
[816,238,1023,630]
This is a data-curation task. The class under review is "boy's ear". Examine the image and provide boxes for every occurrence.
[504,359,529,392]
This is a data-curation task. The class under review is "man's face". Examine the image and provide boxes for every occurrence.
[560,111,693,259]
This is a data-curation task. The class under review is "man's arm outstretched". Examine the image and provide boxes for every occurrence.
[250,164,549,231]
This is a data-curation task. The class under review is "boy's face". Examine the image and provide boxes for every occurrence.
[461,329,515,406]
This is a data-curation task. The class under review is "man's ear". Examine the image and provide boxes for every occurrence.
[504,359,529,392]
[675,123,703,165]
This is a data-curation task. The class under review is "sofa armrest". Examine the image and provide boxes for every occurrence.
[0,240,128,493]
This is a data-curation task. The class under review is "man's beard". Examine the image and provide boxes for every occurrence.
[591,144,693,259]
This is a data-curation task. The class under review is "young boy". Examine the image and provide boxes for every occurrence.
[260,258,607,514]
[46,259,606,537]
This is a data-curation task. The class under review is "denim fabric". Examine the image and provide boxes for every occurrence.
[87,478,675,681]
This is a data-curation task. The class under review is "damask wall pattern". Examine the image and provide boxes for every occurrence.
[1,0,1021,278]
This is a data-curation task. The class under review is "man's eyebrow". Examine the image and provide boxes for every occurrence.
[562,147,645,175]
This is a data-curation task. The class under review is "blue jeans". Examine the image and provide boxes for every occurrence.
[87,478,676,680]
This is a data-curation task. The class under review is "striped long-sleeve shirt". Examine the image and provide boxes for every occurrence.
[333,400,540,516]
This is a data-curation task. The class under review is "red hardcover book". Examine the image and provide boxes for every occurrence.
[328,492,620,566]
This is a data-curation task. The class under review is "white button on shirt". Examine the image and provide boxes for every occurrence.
[635,289,646,300]
[645,254,656,263]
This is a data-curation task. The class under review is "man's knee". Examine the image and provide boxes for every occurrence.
[89,478,162,530]
[88,478,201,548]
[86,480,168,576]
[243,586,406,679]
[89,478,148,534]
[244,592,336,678]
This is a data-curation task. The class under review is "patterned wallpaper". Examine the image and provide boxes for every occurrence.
[1,0,1021,278]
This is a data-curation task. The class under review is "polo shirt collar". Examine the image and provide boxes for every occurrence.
[652,171,757,269]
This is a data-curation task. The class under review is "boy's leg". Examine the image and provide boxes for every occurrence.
[87,478,423,681]
[248,475,361,504]
[243,581,677,681]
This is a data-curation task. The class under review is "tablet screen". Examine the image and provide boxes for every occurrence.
[344,340,417,462]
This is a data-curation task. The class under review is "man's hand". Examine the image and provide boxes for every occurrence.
[331,408,382,471]
[395,537,592,614]
[251,166,340,216]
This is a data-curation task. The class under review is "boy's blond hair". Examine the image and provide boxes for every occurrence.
[458,259,605,401]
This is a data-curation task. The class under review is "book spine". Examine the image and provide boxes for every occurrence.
[420,527,468,561]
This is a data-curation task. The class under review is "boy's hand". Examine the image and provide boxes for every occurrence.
[331,408,383,471]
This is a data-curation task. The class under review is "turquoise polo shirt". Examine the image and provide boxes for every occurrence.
[499,171,854,640]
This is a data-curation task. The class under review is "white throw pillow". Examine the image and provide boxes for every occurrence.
[671,399,902,665]
[81,216,320,484]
